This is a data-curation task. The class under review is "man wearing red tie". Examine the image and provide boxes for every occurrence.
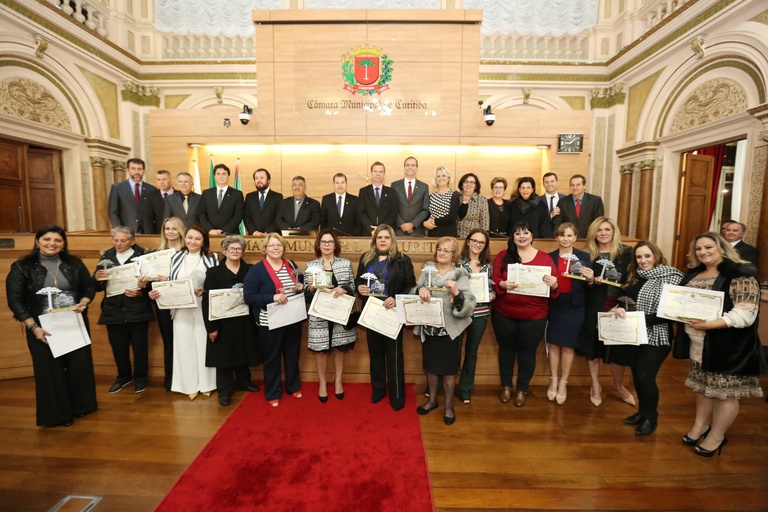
[391,156,430,237]
[554,174,604,238]
[108,157,160,234]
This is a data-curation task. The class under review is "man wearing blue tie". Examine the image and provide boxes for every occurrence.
[244,168,283,236]
[320,173,359,236]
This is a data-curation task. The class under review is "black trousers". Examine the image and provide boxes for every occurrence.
[367,328,405,410]
[106,322,149,386]
[154,305,174,390]
[628,344,671,421]
[216,365,253,399]
[491,313,547,391]
[258,323,301,401]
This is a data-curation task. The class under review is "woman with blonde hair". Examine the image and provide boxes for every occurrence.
[423,166,460,237]
[578,217,634,407]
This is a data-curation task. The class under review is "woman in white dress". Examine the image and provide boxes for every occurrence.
[150,224,218,399]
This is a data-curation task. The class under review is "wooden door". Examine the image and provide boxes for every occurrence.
[0,138,27,232]
[674,153,714,269]
[27,147,64,229]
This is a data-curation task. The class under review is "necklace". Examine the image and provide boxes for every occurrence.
[41,259,60,288]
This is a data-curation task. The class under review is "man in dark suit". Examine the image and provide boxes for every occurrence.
[555,174,605,238]
[148,169,175,227]
[108,157,159,233]
[243,168,283,236]
[540,172,566,226]
[391,156,430,236]
[722,220,758,265]
[275,176,320,233]
[163,172,203,228]
[199,163,245,235]
[358,161,398,236]
[320,173,359,236]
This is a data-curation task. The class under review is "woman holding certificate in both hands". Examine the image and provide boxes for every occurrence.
[492,221,559,407]
[243,233,304,407]
[304,229,357,403]
[202,235,261,407]
[355,224,415,411]
[674,232,764,457]
[414,237,476,425]
[613,241,682,435]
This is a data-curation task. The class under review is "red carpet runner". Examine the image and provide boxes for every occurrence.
[156,382,434,512]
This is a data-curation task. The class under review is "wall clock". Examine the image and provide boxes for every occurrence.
[557,133,584,153]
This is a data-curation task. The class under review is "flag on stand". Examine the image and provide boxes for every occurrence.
[234,158,246,235]
[209,155,216,189]
[192,160,202,194]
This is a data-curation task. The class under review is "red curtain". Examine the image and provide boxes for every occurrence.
[697,144,726,224]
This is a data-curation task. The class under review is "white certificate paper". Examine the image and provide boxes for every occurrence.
[104,263,140,298]
[395,294,420,324]
[468,273,490,303]
[135,249,174,278]
[208,288,249,321]
[358,296,403,340]
[308,288,355,325]
[401,297,445,327]
[598,312,648,345]
[657,284,724,322]
[267,293,307,330]
[507,264,551,298]
[38,310,92,358]
[154,279,198,309]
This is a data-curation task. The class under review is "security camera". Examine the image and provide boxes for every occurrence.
[483,104,495,126]
[239,105,253,125]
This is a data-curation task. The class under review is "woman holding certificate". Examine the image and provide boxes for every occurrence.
[457,228,495,404]
[422,166,460,237]
[355,224,416,411]
[202,235,261,407]
[415,237,476,425]
[304,229,356,403]
[577,217,634,407]
[150,225,218,400]
[5,225,97,427]
[491,221,559,407]
[675,232,764,456]
[546,222,591,405]
[614,241,682,435]
[94,226,154,395]
[243,233,304,407]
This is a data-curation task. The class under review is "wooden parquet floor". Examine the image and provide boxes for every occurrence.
[0,357,766,512]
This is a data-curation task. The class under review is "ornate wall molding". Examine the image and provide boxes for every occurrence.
[669,78,748,135]
[0,76,72,131]
[121,81,161,107]
[589,83,625,109]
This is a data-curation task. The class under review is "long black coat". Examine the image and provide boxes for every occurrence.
[202,261,262,368]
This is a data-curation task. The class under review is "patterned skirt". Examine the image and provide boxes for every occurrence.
[685,360,764,400]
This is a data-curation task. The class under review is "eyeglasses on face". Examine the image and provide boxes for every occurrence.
[227,247,243,252]
[436,247,455,254]
[319,240,335,245]
[469,238,486,245]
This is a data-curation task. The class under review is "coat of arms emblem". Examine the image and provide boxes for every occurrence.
[342,45,393,96]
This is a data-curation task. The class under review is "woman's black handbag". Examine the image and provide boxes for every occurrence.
[344,300,361,330]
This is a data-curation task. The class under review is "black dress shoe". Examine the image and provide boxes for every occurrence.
[635,418,657,435]
[238,382,261,392]
[417,401,439,415]
[218,395,231,406]
[623,411,645,425]
[443,415,456,426]
[108,379,133,394]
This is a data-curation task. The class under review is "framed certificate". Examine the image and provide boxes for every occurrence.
[154,279,198,309]
[656,284,724,322]
[468,273,490,303]
[359,296,403,340]
[401,297,444,327]
[598,312,648,345]
[104,263,140,298]
[208,288,249,321]
[135,249,174,279]
[308,288,355,325]
[506,264,551,298]
[266,293,307,330]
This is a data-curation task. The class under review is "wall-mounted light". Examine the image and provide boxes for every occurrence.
[537,144,550,149]
[223,118,231,128]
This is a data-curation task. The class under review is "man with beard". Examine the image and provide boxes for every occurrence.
[108,157,160,233]
[244,168,284,236]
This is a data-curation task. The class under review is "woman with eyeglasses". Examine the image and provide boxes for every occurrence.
[492,221,559,407]
[243,233,304,407]
[456,173,490,238]
[457,229,495,404]
[415,237,476,425]
[355,224,415,411]
[304,229,356,403]
[488,177,511,238]
[423,166,460,237]
[202,235,261,407]
[508,177,552,238]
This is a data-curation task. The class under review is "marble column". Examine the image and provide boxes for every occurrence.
[617,164,633,234]
[90,158,110,231]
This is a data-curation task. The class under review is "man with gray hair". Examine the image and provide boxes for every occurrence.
[721,220,758,265]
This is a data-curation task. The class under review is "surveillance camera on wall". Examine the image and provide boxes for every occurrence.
[239,105,253,125]
[483,104,495,126]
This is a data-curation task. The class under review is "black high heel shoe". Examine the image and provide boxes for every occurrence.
[319,394,328,404]
[694,435,727,457]
[335,392,344,400]
[682,425,711,446]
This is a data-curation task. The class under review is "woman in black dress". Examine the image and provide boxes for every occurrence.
[203,235,262,406]
[488,177,511,238]
[578,217,634,407]
[423,166,460,237]
[5,225,97,427]
[507,177,552,238]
